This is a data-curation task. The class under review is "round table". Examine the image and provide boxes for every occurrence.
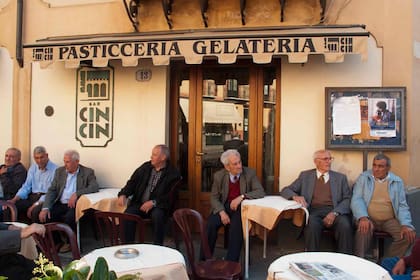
[81,244,188,279]
[267,252,392,280]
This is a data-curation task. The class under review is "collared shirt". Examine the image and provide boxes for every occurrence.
[60,167,79,204]
[16,160,58,202]
[316,170,330,183]
[141,167,164,203]
[373,174,389,183]
[229,173,241,183]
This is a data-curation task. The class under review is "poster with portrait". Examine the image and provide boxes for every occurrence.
[325,87,406,151]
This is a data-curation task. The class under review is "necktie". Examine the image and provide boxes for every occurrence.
[320,174,325,184]
[233,176,238,182]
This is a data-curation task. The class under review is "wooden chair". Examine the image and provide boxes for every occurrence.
[32,222,80,267]
[173,208,242,280]
[0,200,18,221]
[94,211,146,246]
[373,230,392,263]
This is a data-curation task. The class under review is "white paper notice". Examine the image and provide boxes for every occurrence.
[332,96,361,135]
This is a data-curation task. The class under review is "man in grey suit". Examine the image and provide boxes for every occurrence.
[38,149,98,232]
[207,149,265,262]
[280,149,353,254]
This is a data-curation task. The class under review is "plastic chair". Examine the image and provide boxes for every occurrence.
[94,211,146,246]
[32,222,80,267]
[0,200,18,221]
[173,208,242,280]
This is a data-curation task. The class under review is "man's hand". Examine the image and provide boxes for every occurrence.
[117,195,127,207]
[39,209,50,223]
[0,166,7,175]
[401,226,416,244]
[292,196,308,208]
[219,210,230,225]
[67,193,78,208]
[21,223,46,239]
[230,195,244,211]
[412,270,420,280]
[7,196,19,204]
[323,212,337,228]
[140,200,154,213]
[26,203,39,219]
[357,217,373,234]
[392,258,406,275]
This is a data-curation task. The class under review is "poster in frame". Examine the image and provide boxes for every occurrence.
[325,87,406,151]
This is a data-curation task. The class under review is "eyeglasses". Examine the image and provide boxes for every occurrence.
[316,157,334,161]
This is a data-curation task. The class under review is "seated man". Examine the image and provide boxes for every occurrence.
[0,147,27,200]
[381,237,420,280]
[117,144,181,245]
[38,149,99,233]
[351,153,416,258]
[8,146,57,222]
[0,222,45,280]
[207,149,265,262]
[280,149,353,254]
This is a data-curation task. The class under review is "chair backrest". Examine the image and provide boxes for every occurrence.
[173,208,213,277]
[168,177,183,215]
[32,222,80,267]
[0,200,18,221]
[94,211,146,246]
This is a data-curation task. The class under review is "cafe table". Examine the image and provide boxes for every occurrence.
[81,243,189,279]
[241,195,309,279]
[266,252,392,280]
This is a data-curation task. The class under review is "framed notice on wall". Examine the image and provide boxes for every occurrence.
[325,87,406,151]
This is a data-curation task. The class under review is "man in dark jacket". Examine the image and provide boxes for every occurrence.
[118,144,181,245]
[0,147,27,200]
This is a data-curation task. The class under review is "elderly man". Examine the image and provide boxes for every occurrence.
[0,147,27,200]
[8,146,57,222]
[351,153,416,258]
[117,144,181,245]
[39,149,98,232]
[207,149,265,262]
[0,222,45,280]
[280,149,353,254]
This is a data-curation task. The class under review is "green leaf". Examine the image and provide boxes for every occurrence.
[62,270,85,280]
[90,257,109,280]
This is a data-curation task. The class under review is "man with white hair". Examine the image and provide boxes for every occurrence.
[207,149,265,262]
[38,149,98,232]
[280,149,353,254]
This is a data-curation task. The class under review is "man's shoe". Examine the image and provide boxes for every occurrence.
[59,243,71,253]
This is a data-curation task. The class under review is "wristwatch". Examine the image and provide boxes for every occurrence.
[152,200,157,207]
[333,211,340,216]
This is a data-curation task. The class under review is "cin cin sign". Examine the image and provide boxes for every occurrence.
[76,66,114,147]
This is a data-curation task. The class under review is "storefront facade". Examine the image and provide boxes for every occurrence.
[0,0,419,216]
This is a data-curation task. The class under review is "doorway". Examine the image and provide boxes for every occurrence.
[169,60,281,218]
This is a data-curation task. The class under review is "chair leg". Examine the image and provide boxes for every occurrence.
[377,237,385,263]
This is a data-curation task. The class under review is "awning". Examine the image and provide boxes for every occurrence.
[180,98,243,124]
[23,25,369,68]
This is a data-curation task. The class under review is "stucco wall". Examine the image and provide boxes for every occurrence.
[30,60,169,188]
[0,48,13,153]
[280,37,382,188]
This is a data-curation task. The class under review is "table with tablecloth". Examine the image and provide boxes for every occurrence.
[267,252,392,280]
[241,195,309,279]
[81,243,189,279]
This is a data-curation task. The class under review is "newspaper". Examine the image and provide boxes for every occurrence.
[289,262,358,280]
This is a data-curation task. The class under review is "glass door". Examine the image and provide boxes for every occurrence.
[169,61,280,218]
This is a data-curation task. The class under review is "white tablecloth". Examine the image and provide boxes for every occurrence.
[82,244,185,273]
[242,196,308,278]
[267,252,392,280]
[75,188,124,221]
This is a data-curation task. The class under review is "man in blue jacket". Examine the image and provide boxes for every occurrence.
[351,153,416,258]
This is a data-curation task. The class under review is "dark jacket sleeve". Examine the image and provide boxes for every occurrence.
[280,171,307,200]
[0,163,27,199]
[0,229,21,255]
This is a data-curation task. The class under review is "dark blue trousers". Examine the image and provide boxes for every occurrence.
[207,202,243,262]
